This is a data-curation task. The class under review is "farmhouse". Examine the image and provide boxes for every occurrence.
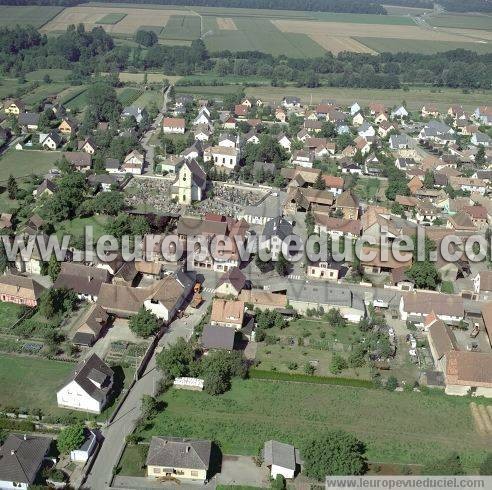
[163,117,186,134]
[73,304,109,346]
[54,262,111,301]
[445,351,492,398]
[57,353,114,414]
[3,98,25,115]
[146,436,212,483]
[399,291,464,324]
[0,274,45,307]
[210,298,244,329]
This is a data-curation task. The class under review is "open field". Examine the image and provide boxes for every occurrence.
[41,5,194,34]
[245,86,491,111]
[0,354,74,414]
[0,303,22,330]
[216,17,237,30]
[175,84,242,97]
[56,215,110,242]
[138,379,489,471]
[161,15,201,40]
[383,5,433,16]
[0,150,61,180]
[356,37,492,54]
[25,69,71,83]
[116,72,182,84]
[96,12,127,24]
[427,13,492,31]
[22,82,70,106]
[0,5,64,29]
[132,90,163,109]
[117,87,143,106]
[0,79,24,101]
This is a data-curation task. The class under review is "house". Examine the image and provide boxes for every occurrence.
[391,105,408,119]
[263,440,299,480]
[275,107,287,123]
[104,157,120,173]
[350,102,361,116]
[163,117,186,134]
[368,102,386,115]
[463,205,488,229]
[374,112,388,124]
[378,121,396,138]
[33,178,57,198]
[354,135,372,155]
[282,96,301,109]
[58,117,78,135]
[146,436,212,483]
[218,133,237,148]
[18,112,40,131]
[72,304,109,346]
[122,106,147,124]
[202,324,236,351]
[335,190,359,220]
[239,289,288,311]
[421,104,439,118]
[193,109,211,126]
[290,149,314,168]
[259,217,293,261]
[0,212,13,231]
[399,291,464,324]
[473,271,492,300]
[389,134,410,150]
[122,150,144,175]
[210,298,244,329]
[307,260,342,282]
[473,106,492,125]
[54,263,111,301]
[223,117,236,130]
[3,98,25,115]
[88,173,119,192]
[234,104,248,117]
[194,125,211,142]
[171,159,207,205]
[314,215,361,239]
[427,318,458,372]
[63,151,92,172]
[419,120,455,143]
[204,145,239,171]
[471,132,491,147]
[0,433,51,490]
[0,274,45,307]
[57,353,114,413]
[41,131,62,150]
[70,429,97,463]
[78,138,97,154]
[445,351,492,398]
[215,267,247,298]
[351,112,364,126]
[357,122,375,138]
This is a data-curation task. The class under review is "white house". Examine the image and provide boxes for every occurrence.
[163,117,185,134]
[264,440,298,479]
[70,429,97,463]
[204,145,239,170]
[259,217,293,261]
[350,102,361,116]
[391,106,408,119]
[57,354,114,414]
[399,291,464,324]
[122,150,144,175]
[193,109,211,126]
[277,133,292,151]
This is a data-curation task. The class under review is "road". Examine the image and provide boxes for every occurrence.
[83,298,210,490]
[140,84,171,174]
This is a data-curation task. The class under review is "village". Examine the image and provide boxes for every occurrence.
[0,77,492,489]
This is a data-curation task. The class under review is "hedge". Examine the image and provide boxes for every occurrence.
[249,369,374,389]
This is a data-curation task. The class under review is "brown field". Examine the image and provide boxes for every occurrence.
[272,18,489,43]
[41,6,194,34]
[309,34,376,54]
[216,17,237,30]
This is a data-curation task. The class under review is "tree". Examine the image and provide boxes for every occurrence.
[330,354,348,375]
[47,255,61,283]
[325,308,346,328]
[201,350,246,395]
[423,452,464,475]
[475,145,486,166]
[479,453,492,475]
[313,172,326,190]
[302,431,366,480]
[271,474,286,490]
[275,251,289,276]
[7,175,17,200]
[423,170,435,189]
[386,375,398,391]
[141,395,159,420]
[156,337,194,379]
[304,362,315,375]
[406,261,440,290]
[255,254,271,273]
[57,424,85,454]
[129,307,159,338]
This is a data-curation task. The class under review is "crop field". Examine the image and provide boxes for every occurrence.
[41,5,194,34]
[96,12,127,24]
[0,150,62,180]
[22,82,70,106]
[116,87,144,106]
[427,13,492,31]
[356,37,492,55]
[245,86,491,111]
[132,90,163,109]
[137,379,489,471]
[161,15,201,40]
[0,5,64,29]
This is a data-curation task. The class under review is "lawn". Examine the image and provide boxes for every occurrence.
[115,443,148,477]
[0,303,23,330]
[138,379,489,472]
[21,82,70,106]
[56,215,110,243]
[161,15,201,41]
[25,69,71,83]
[255,318,371,378]
[0,354,74,414]
[356,37,492,55]
[0,6,64,29]
[96,12,127,24]
[174,84,241,97]
[245,85,491,111]
[63,88,89,110]
[133,90,163,109]
[0,150,62,180]
[356,178,381,202]
[0,78,25,100]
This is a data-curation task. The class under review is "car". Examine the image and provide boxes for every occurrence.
[373,299,389,308]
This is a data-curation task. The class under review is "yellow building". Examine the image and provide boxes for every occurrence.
[4,98,24,115]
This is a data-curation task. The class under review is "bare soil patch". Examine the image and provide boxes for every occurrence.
[216,17,237,30]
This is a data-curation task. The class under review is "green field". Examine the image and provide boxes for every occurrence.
[96,12,127,24]
[0,78,24,100]
[0,303,23,330]
[137,25,164,35]
[117,87,144,106]
[245,85,490,111]
[22,82,70,106]
[25,69,72,83]
[175,84,241,97]
[0,354,74,413]
[427,13,492,31]
[0,150,62,180]
[132,90,163,109]
[137,379,489,471]
[63,88,89,110]
[0,5,64,29]
[56,215,110,242]
[203,17,325,57]
[160,15,201,40]
[356,37,492,55]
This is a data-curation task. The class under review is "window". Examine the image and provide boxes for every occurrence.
[154,468,161,474]
[183,173,187,181]
[191,470,199,476]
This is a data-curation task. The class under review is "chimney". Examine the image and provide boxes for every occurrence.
[186,446,191,453]
[23,434,27,440]
[11,450,15,456]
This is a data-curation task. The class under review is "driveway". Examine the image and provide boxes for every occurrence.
[215,455,269,487]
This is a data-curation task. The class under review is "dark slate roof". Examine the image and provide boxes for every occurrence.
[104,158,120,170]
[36,178,57,195]
[263,440,296,471]
[146,436,212,470]
[64,353,113,402]
[53,263,111,296]
[202,324,236,350]
[0,434,51,484]
[262,217,293,241]
[18,112,39,126]
[216,267,247,292]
